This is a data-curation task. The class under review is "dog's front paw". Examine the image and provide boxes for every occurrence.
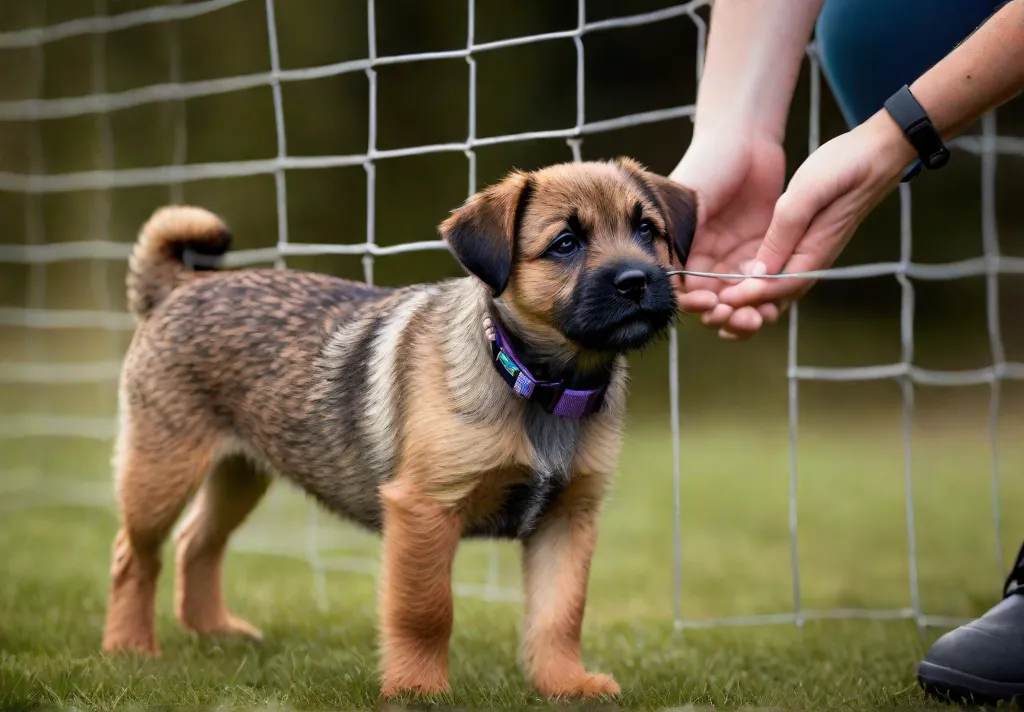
[189,614,264,643]
[380,676,451,699]
[101,634,161,657]
[535,672,621,699]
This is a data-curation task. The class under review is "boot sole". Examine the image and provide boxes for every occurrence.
[919,660,1024,706]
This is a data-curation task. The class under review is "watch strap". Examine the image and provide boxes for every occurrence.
[883,85,949,182]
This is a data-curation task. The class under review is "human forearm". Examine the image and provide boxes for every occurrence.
[715,0,1024,322]
[909,0,1024,140]
[692,0,824,143]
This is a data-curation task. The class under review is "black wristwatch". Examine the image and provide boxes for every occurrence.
[883,84,949,183]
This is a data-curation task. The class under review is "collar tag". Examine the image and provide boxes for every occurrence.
[488,318,605,419]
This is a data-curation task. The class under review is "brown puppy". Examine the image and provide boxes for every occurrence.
[100,157,696,699]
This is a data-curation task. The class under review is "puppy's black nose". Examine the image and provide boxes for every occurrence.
[614,268,649,299]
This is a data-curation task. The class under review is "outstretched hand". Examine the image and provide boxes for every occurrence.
[668,134,788,340]
[716,110,916,314]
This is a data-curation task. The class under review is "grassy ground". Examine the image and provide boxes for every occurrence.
[3,400,1024,710]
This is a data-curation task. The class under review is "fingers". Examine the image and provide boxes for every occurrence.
[720,205,813,309]
[710,302,788,340]
[677,289,718,314]
[759,302,783,324]
[700,303,734,328]
[752,189,819,276]
[724,306,763,337]
[696,303,779,341]
[715,191,827,310]
[714,161,837,310]
[718,271,815,312]
[673,253,726,316]
[679,253,726,298]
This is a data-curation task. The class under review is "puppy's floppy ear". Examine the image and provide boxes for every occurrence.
[645,171,698,267]
[614,157,698,267]
[439,170,532,297]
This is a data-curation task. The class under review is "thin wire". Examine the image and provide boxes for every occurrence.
[0,106,698,193]
[897,182,923,634]
[265,0,327,611]
[574,0,585,131]
[672,0,691,635]
[9,243,1024,278]
[90,0,118,421]
[465,0,478,200]
[5,0,1023,617]
[363,0,378,287]
[0,0,247,48]
[168,0,187,205]
[0,1,712,122]
[670,322,683,632]
[264,0,289,269]
[784,45,822,630]
[567,0,585,162]
[22,0,49,437]
[787,302,801,629]
[461,0,502,601]
[26,4,47,310]
[982,110,1005,579]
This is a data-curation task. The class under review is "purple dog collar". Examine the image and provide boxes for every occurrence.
[488,319,606,419]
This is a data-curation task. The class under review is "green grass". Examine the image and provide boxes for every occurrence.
[3,402,1024,711]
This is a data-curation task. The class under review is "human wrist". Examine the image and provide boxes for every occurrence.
[679,123,783,168]
[863,107,919,180]
[693,0,821,145]
[669,133,738,197]
[691,111,786,148]
[690,67,797,146]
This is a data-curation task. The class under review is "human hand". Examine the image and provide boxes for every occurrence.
[668,133,787,340]
[716,109,917,314]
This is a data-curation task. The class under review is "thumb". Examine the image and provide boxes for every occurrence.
[721,181,830,308]
[753,184,823,276]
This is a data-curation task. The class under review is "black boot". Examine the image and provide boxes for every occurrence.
[918,539,1024,705]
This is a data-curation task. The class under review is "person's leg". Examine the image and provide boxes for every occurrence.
[815,0,1024,705]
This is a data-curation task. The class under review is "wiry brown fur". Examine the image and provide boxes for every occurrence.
[126,205,233,319]
[101,158,696,700]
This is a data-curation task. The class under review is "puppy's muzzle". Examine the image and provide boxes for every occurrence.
[614,268,649,301]
[603,262,667,308]
[561,260,675,353]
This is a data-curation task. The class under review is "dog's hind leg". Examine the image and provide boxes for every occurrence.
[174,452,270,641]
[102,426,217,655]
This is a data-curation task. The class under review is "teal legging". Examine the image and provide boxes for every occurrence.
[815,0,1006,129]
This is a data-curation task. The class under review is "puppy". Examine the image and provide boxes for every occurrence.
[100,157,696,699]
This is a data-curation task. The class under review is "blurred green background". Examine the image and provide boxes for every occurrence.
[2,0,1024,424]
[3,3,1024,707]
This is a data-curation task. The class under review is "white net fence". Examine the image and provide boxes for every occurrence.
[1,0,1022,630]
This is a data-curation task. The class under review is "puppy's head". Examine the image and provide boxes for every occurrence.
[439,157,696,356]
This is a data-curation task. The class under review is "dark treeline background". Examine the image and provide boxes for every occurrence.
[1,0,1023,425]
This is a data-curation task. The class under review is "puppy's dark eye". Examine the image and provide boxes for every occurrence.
[638,219,655,241]
[547,231,581,259]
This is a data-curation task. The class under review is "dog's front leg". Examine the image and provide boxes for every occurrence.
[520,476,619,699]
[377,479,461,698]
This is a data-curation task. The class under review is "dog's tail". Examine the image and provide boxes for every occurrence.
[127,205,232,321]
